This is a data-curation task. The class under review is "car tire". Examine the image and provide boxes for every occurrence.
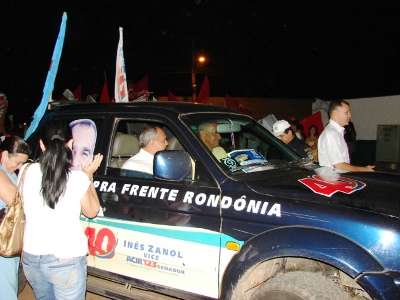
[249,271,352,300]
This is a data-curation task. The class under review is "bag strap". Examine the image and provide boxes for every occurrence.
[17,163,32,205]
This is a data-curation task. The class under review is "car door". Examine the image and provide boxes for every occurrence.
[84,116,226,298]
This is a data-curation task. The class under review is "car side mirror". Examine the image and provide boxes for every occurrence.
[154,150,192,181]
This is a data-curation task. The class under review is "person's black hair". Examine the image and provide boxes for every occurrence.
[328,100,349,118]
[0,135,31,156]
[308,124,319,137]
[39,120,73,209]
[290,120,300,129]
[284,127,293,135]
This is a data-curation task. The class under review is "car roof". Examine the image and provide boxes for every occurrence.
[49,101,241,115]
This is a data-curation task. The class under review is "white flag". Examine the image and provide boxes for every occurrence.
[62,88,75,100]
[114,27,128,102]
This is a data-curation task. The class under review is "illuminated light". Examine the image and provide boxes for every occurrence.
[198,56,205,63]
[380,230,395,247]
[226,241,241,251]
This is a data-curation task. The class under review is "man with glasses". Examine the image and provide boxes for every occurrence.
[122,124,168,175]
[199,122,227,161]
[318,100,374,172]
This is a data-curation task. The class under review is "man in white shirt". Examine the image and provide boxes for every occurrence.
[318,100,374,172]
[122,125,168,175]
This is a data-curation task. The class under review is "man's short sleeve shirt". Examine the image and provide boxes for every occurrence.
[318,120,350,168]
[121,148,154,174]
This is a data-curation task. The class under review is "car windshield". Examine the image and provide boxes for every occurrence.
[181,113,314,175]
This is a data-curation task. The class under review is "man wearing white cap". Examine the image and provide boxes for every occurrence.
[272,120,311,159]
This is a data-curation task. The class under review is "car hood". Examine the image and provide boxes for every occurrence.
[245,166,400,218]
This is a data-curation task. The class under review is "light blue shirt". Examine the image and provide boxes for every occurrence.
[0,164,17,209]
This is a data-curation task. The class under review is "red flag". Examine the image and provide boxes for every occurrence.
[134,76,148,94]
[225,94,252,116]
[300,111,324,138]
[128,76,149,101]
[72,84,82,101]
[100,81,111,103]
[135,90,152,101]
[168,91,180,102]
[197,75,210,104]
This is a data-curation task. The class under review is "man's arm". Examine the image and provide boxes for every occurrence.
[333,162,375,172]
[212,146,228,160]
[0,171,17,205]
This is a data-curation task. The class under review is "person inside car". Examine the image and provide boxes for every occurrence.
[199,122,228,161]
[122,124,168,175]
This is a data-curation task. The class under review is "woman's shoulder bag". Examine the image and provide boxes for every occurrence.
[0,163,32,257]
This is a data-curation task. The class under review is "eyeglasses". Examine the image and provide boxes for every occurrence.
[207,131,218,136]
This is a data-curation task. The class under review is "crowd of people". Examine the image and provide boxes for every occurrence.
[272,100,374,172]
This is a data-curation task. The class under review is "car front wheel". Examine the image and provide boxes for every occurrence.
[249,271,351,300]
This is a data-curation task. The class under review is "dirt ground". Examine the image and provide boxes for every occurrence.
[18,282,111,300]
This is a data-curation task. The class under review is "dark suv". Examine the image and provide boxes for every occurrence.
[26,101,400,300]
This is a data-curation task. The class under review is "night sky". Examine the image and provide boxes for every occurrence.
[1,1,399,122]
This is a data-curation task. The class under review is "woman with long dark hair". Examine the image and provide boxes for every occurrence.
[0,136,31,299]
[20,120,103,299]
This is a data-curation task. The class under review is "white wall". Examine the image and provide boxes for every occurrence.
[345,95,400,140]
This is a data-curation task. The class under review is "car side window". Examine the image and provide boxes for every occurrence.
[107,119,188,179]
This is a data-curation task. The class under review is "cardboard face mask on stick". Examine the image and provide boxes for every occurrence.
[70,119,97,171]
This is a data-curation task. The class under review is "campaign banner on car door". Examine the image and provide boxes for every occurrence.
[82,216,243,298]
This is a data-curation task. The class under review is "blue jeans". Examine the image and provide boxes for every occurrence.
[0,255,19,300]
[22,252,87,300]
